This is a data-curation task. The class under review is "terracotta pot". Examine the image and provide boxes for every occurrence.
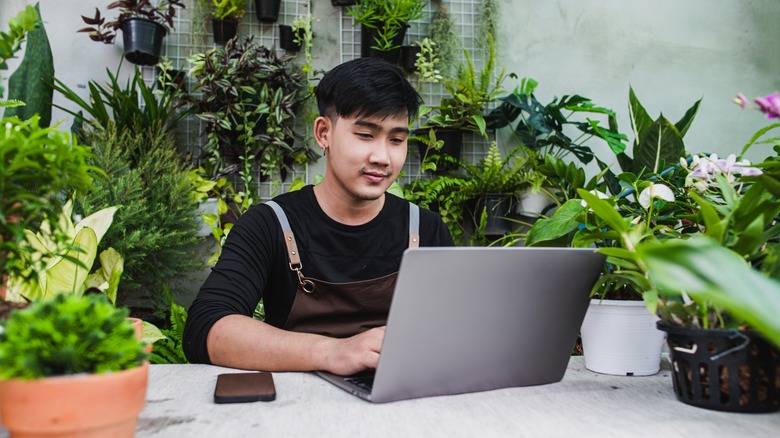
[128,317,153,353]
[0,362,149,437]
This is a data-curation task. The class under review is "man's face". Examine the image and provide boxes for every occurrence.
[317,113,409,202]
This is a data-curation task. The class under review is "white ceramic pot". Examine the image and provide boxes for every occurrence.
[516,189,556,216]
[196,198,219,237]
[580,299,666,376]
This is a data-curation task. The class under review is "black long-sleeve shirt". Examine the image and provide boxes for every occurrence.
[183,185,454,364]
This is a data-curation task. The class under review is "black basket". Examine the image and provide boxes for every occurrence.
[658,322,780,413]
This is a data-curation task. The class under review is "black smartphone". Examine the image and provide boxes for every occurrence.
[214,372,276,404]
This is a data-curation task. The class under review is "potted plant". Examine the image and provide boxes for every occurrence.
[523,88,703,375]
[420,35,505,160]
[0,293,149,437]
[459,142,539,240]
[256,0,282,23]
[189,36,315,206]
[0,116,95,302]
[602,146,780,412]
[200,0,247,45]
[79,0,186,66]
[347,0,425,63]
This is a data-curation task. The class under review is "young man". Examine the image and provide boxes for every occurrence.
[183,58,454,375]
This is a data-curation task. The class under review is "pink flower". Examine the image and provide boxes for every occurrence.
[754,92,780,119]
[734,93,749,108]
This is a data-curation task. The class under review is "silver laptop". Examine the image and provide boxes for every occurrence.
[316,247,606,403]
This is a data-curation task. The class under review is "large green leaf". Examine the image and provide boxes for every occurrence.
[43,227,98,298]
[639,237,780,349]
[525,199,584,246]
[633,117,684,174]
[577,189,628,233]
[628,86,653,147]
[84,247,124,305]
[674,97,702,138]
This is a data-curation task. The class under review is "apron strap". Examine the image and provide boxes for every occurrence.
[266,200,421,268]
[408,203,420,248]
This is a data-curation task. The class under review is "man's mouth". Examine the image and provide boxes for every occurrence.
[363,170,390,183]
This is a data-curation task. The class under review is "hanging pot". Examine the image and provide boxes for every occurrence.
[400,45,421,73]
[256,0,282,23]
[279,25,302,52]
[413,127,463,174]
[119,17,165,66]
[360,24,408,64]
[659,322,780,413]
[212,18,238,46]
[580,299,666,376]
[0,363,149,437]
[467,194,517,237]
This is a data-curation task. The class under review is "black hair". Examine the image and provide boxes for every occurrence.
[315,58,423,122]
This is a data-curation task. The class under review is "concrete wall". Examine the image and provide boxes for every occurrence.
[3,0,778,166]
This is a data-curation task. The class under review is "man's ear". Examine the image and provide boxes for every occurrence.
[313,116,332,152]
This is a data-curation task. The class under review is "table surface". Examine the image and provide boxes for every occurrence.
[2,357,779,437]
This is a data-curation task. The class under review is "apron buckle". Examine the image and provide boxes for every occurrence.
[290,262,315,293]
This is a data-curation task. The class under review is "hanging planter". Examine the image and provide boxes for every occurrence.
[119,17,165,66]
[279,24,302,52]
[413,127,463,174]
[580,299,666,376]
[659,322,780,413]
[360,24,407,64]
[400,45,420,73]
[466,194,517,237]
[256,0,282,23]
[212,18,238,46]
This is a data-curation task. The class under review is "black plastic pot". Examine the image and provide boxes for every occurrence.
[256,0,282,23]
[659,322,780,413]
[467,194,517,237]
[360,24,407,64]
[279,25,302,52]
[400,45,421,73]
[212,18,238,46]
[413,127,463,173]
[330,0,357,6]
[120,17,165,66]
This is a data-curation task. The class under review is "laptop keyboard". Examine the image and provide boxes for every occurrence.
[346,375,374,392]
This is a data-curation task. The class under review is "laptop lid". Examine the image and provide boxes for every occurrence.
[320,247,606,403]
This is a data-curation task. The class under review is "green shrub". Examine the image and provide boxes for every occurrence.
[76,126,199,309]
[0,294,146,380]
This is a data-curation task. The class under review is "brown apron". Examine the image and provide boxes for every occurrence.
[266,201,419,338]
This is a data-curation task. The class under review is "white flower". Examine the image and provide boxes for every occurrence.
[639,183,675,209]
[580,190,609,208]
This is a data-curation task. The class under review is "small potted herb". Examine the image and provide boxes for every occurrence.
[0,294,149,437]
[347,0,425,63]
[79,0,186,66]
[200,0,247,45]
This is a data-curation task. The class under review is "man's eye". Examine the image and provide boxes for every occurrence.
[390,137,406,144]
[356,132,373,139]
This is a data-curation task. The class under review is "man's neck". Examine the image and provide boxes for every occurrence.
[312,183,385,226]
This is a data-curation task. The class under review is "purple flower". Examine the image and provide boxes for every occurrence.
[754,92,780,119]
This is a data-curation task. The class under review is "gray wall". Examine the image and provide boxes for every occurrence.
[3,0,779,166]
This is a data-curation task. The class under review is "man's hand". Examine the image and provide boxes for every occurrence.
[318,326,386,375]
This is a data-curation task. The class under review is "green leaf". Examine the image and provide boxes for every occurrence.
[674,97,702,138]
[628,86,653,147]
[577,189,628,233]
[633,117,684,174]
[639,237,780,349]
[525,199,584,246]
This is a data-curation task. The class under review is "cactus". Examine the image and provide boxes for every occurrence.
[5,3,54,127]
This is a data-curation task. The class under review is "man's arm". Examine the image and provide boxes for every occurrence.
[206,314,385,375]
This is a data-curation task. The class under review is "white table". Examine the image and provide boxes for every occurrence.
[2,357,779,437]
